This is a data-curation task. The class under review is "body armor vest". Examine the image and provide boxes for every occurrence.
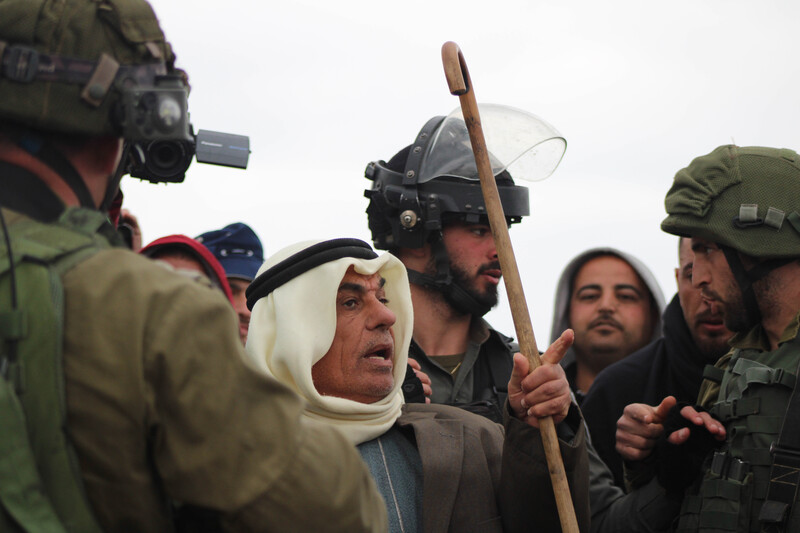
[677,333,800,532]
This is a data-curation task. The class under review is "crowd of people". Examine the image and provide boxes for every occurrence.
[3,1,800,532]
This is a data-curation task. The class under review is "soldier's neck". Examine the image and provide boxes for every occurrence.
[758,263,800,351]
[410,284,471,356]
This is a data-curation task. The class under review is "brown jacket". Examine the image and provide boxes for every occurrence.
[397,403,590,533]
[59,244,386,532]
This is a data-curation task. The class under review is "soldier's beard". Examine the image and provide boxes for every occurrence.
[448,260,500,312]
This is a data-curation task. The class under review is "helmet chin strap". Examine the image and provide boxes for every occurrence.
[405,233,492,317]
[99,143,130,213]
[720,245,795,331]
[17,133,96,209]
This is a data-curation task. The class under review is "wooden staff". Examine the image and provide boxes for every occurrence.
[441,41,579,533]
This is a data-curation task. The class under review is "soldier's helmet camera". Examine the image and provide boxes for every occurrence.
[117,74,250,183]
[0,38,250,185]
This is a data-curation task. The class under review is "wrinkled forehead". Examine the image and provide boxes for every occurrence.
[338,266,386,291]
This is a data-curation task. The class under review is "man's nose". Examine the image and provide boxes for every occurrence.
[598,292,617,312]
[369,299,396,329]
[705,298,721,315]
[488,241,498,260]
[692,260,710,289]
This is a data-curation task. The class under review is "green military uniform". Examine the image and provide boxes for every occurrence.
[2,207,387,531]
[1,0,387,529]
[677,313,800,532]
[660,145,800,532]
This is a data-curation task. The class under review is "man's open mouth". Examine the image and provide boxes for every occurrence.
[365,344,393,360]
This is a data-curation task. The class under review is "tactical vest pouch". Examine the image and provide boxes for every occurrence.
[677,468,754,532]
[679,335,800,532]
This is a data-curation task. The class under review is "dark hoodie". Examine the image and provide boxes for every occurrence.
[581,294,718,488]
[549,247,666,403]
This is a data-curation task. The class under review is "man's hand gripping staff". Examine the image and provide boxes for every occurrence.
[441,41,580,533]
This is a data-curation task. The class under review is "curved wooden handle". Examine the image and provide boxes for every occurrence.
[441,41,580,533]
[441,41,469,95]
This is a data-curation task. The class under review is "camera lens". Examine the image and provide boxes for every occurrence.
[152,142,182,169]
[144,140,193,182]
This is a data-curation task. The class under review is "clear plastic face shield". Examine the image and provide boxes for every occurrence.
[418,104,566,183]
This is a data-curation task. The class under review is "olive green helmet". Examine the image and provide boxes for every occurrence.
[661,145,800,259]
[0,0,176,136]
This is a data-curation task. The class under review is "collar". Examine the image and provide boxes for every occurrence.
[730,311,800,351]
[468,316,491,345]
[0,161,66,222]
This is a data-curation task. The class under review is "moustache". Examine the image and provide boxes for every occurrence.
[700,288,722,303]
[361,333,395,355]
[695,302,724,323]
[589,315,624,330]
[477,261,502,275]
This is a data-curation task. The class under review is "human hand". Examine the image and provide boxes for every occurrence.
[507,329,574,428]
[119,208,143,252]
[616,396,676,462]
[408,357,432,404]
[667,404,726,445]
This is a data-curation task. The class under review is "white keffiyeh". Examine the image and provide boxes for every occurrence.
[245,239,412,445]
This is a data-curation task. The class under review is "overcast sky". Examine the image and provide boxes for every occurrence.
[123,0,800,343]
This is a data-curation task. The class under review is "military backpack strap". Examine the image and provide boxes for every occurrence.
[0,209,110,532]
[475,332,515,403]
[759,341,800,532]
[0,375,68,532]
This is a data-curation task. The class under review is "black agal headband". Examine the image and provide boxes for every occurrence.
[245,238,378,311]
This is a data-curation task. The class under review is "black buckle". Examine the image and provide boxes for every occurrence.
[2,45,39,83]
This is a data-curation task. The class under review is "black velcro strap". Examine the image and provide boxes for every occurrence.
[246,238,377,310]
[703,364,726,383]
[1,42,166,86]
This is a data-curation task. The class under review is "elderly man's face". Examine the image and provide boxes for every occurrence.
[312,267,397,404]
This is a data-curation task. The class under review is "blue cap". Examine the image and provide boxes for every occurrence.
[196,223,264,281]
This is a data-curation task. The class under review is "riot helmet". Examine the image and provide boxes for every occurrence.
[365,104,565,316]
[662,144,800,328]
